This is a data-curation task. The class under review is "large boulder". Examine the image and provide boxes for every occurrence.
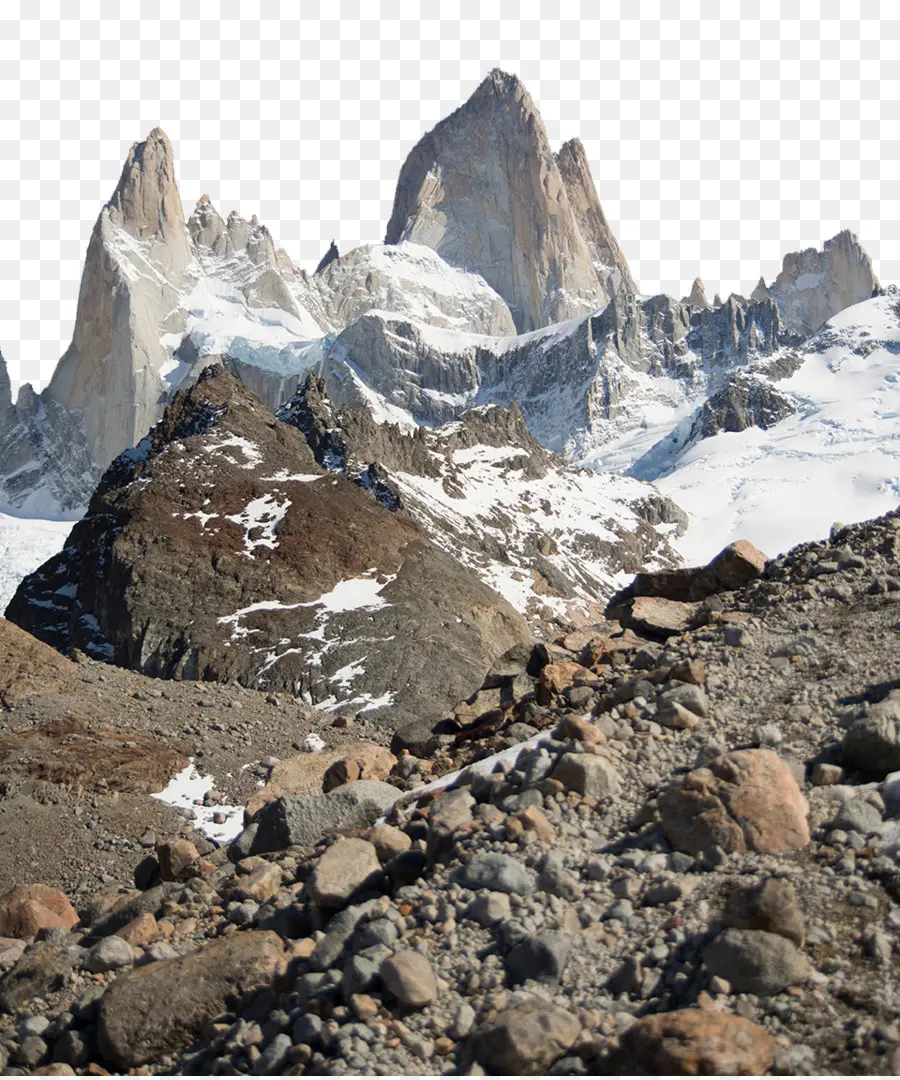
[0,885,78,940]
[659,749,809,855]
[703,928,812,996]
[466,998,581,1074]
[97,931,285,1068]
[841,691,900,776]
[7,369,530,730]
[616,1008,775,1075]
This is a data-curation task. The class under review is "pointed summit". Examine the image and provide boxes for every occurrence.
[315,240,340,275]
[107,127,191,273]
[385,70,606,332]
[682,278,711,310]
[750,276,773,304]
[0,351,11,415]
[555,137,636,298]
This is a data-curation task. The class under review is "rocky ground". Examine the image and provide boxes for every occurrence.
[4,510,900,1073]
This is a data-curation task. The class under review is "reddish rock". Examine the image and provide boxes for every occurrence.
[0,620,78,708]
[618,1008,775,1074]
[114,912,160,947]
[659,749,809,856]
[0,884,78,939]
[322,744,396,793]
[156,840,200,882]
[621,597,702,639]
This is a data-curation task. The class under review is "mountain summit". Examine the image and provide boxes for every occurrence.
[384,68,620,331]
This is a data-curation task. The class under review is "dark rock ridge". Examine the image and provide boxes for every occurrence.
[315,239,340,274]
[687,371,797,440]
[6,368,530,730]
[279,374,687,628]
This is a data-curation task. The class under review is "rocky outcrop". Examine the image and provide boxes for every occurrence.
[0,619,78,707]
[692,371,796,439]
[555,137,636,298]
[384,69,610,332]
[681,277,711,310]
[761,230,880,337]
[6,368,530,730]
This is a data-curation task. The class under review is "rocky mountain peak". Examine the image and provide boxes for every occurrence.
[315,240,340,274]
[384,71,609,332]
[761,229,880,338]
[0,352,11,414]
[106,127,191,273]
[682,277,711,310]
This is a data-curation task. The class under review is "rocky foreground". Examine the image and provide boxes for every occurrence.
[4,511,900,1074]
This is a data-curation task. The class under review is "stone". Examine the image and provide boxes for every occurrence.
[114,912,159,948]
[830,797,882,834]
[842,691,900,776]
[250,781,402,855]
[156,839,200,882]
[658,683,709,717]
[244,750,346,816]
[516,805,555,842]
[703,928,812,996]
[0,943,79,1013]
[539,662,597,699]
[379,951,438,1009]
[616,1008,775,1075]
[621,596,702,639]
[233,862,283,903]
[466,997,581,1074]
[659,749,809,855]
[467,892,512,926]
[368,823,411,863]
[0,884,78,939]
[551,752,620,798]
[811,762,843,786]
[458,853,536,895]
[505,932,571,985]
[322,744,396,792]
[307,838,383,908]
[0,937,27,969]
[708,540,769,589]
[724,878,805,947]
[657,700,702,730]
[85,936,137,974]
[16,1035,49,1068]
[427,787,476,852]
[97,931,285,1068]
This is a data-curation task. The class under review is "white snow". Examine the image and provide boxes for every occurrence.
[225,492,291,556]
[0,513,75,614]
[150,758,244,844]
[303,732,327,753]
[651,293,900,562]
[203,434,263,469]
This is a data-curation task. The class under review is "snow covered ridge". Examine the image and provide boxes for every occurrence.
[626,290,900,564]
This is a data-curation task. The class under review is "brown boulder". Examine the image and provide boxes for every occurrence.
[659,749,809,856]
[0,943,79,1013]
[246,750,344,817]
[709,540,768,589]
[466,998,581,1074]
[538,662,597,701]
[322,744,396,792]
[156,840,200,882]
[0,620,78,708]
[97,930,285,1068]
[0,885,78,939]
[617,1008,775,1075]
[620,596,703,639]
[724,877,806,947]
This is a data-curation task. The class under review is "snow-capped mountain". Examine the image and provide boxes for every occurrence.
[0,67,892,631]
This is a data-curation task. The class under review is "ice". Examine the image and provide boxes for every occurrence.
[150,758,244,844]
[0,513,75,614]
[303,733,327,753]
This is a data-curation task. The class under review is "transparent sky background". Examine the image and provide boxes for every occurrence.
[2,0,898,393]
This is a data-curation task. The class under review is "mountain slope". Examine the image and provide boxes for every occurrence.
[6,368,530,729]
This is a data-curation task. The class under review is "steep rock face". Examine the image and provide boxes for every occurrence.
[555,137,637,299]
[0,354,99,515]
[763,230,880,337]
[46,129,192,469]
[279,374,686,628]
[682,278,711,311]
[6,369,530,730]
[315,240,340,274]
[688,372,797,440]
[384,69,608,332]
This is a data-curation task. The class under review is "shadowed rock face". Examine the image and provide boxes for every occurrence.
[6,369,530,731]
[688,371,797,439]
[384,69,610,332]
